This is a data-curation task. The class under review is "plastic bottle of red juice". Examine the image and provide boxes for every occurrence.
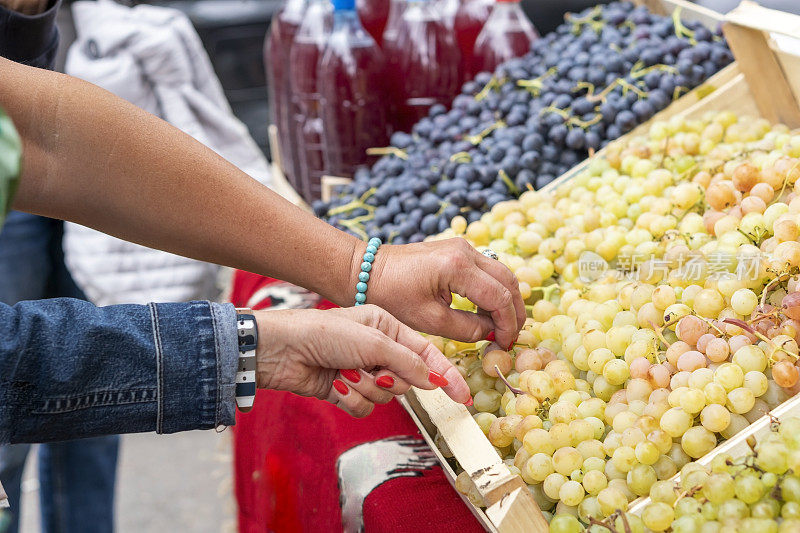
[289,0,332,202]
[264,0,307,189]
[320,0,389,176]
[383,0,461,133]
[453,0,492,78]
[471,0,538,76]
[357,0,389,45]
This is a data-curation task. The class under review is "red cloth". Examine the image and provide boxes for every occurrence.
[229,272,484,533]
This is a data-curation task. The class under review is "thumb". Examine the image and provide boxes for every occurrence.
[431,304,495,344]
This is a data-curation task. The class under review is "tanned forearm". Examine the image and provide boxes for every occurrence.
[1,57,363,306]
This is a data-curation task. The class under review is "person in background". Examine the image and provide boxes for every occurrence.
[0,1,118,532]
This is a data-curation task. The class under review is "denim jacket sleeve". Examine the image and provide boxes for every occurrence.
[0,298,238,444]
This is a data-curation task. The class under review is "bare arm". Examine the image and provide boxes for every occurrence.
[1,57,526,346]
[3,57,362,306]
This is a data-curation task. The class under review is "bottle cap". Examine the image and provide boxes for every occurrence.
[331,0,355,10]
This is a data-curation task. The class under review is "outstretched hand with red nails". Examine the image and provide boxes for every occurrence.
[253,304,471,417]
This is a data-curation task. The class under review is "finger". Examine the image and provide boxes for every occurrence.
[410,325,472,404]
[447,265,519,349]
[339,369,394,404]
[330,378,374,418]
[359,327,436,391]
[370,369,411,396]
[372,311,472,404]
[342,305,470,403]
[472,248,527,334]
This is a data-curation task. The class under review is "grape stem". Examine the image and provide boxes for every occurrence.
[649,318,678,348]
[768,158,800,206]
[722,317,800,361]
[618,512,632,533]
[567,113,603,129]
[672,85,688,100]
[586,78,622,103]
[449,151,472,163]
[498,169,520,195]
[465,120,506,145]
[672,7,697,45]
[365,146,408,160]
[517,67,558,96]
[494,365,523,395]
[339,218,368,240]
[526,284,560,303]
[630,63,678,79]
[474,76,502,102]
[618,79,648,99]
[694,314,726,337]
[760,272,792,309]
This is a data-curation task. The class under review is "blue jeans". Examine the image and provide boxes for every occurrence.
[0,212,119,533]
[0,439,118,533]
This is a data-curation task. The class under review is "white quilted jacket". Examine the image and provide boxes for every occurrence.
[64,0,271,305]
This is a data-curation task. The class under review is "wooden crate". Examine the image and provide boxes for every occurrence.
[401,2,800,532]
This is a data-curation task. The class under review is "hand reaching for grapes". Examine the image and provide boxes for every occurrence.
[364,238,526,350]
[253,304,471,417]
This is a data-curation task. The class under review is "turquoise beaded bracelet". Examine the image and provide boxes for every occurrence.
[355,237,381,306]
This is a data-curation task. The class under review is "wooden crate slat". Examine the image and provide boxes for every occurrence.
[637,0,724,27]
[723,1,800,128]
[725,0,800,39]
[677,72,759,119]
[723,28,800,127]
[321,175,354,202]
[775,48,800,96]
[398,394,499,532]
[485,486,550,533]
[408,387,549,532]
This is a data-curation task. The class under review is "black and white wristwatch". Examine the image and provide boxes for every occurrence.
[235,308,257,412]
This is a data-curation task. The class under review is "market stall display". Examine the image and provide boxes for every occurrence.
[395,2,800,531]
[314,0,733,242]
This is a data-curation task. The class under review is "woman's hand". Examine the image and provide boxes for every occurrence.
[253,304,471,417]
[364,239,526,351]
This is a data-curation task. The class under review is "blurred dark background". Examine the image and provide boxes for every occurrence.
[54,0,800,161]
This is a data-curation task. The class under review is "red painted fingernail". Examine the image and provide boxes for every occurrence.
[485,331,495,342]
[333,379,349,395]
[428,371,449,387]
[376,376,394,388]
[341,369,361,383]
[465,397,473,407]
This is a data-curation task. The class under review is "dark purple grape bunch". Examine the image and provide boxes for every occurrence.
[315,1,733,244]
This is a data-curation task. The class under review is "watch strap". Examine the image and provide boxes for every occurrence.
[235,308,257,411]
